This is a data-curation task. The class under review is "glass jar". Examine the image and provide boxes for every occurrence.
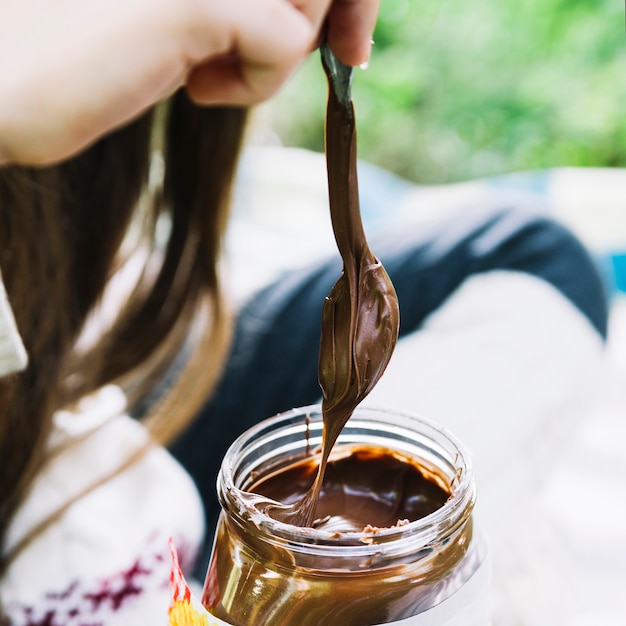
[201,405,491,626]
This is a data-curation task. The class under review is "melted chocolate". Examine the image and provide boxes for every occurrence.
[252,445,449,532]
[202,47,475,626]
[205,442,472,626]
[267,44,400,528]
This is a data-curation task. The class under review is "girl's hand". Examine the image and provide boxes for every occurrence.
[0,0,378,166]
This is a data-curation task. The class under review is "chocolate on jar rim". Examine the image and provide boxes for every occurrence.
[214,406,474,550]
[202,406,488,626]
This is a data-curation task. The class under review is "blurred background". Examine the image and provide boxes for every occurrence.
[265,0,626,183]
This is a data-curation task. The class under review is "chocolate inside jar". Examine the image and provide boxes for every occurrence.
[251,445,450,533]
[203,408,478,626]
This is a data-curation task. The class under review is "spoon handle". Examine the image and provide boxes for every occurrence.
[320,42,354,108]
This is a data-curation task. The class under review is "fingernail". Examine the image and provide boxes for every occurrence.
[359,39,375,70]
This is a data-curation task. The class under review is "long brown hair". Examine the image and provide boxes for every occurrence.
[0,90,248,573]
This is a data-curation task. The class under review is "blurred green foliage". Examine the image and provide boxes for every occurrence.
[268,0,626,183]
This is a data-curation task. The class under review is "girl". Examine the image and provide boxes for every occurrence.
[0,0,608,623]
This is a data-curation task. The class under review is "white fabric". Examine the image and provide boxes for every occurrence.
[0,267,27,376]
[366,271,604,488]
[1,385,205,625]
[364,270,606,626]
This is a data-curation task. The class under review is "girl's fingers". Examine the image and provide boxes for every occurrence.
[185,0,380,105]
[326,0,379,66]
[0,0,381,165]
[185,0,315,105]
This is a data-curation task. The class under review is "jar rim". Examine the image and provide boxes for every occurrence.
[218,404,475,558]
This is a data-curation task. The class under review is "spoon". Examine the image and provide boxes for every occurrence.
[266,43,400,528]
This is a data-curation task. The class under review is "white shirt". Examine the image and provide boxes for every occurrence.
[0,271,206,625]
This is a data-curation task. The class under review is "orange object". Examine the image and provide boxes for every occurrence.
[168,539,216,626]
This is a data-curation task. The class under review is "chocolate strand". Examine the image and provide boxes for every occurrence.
[266,45,400,527]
